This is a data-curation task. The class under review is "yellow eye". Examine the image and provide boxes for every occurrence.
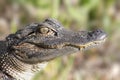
[40,27,49,34]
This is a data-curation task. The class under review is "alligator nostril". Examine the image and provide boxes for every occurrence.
[91,29,107,40]
[95,29,101,34]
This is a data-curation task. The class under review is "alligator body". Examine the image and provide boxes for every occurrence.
[0,18,107,80]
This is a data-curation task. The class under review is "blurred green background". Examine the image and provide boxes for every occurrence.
[0,0,120,80]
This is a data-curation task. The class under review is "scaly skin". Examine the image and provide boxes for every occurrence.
[0,18,107,80]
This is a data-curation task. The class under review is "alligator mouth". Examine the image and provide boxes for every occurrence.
[23,39,105,50]
[25,37,106,51]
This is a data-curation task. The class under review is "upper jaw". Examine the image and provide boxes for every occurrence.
[20,29,107,51]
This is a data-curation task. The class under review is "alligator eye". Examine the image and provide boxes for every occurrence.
[39,27,49,34]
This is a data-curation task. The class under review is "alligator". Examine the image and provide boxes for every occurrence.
[0,18,107,80]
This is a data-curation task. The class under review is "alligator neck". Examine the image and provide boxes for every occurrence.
[0,52,47,80]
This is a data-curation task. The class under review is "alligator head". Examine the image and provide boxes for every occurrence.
[7,18,107,64]
[4,18,107,80]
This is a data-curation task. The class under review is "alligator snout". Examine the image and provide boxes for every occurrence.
[88,29,107,41]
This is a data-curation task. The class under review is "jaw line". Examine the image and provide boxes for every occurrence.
[19,37,106,52]
[77,38,106,51]
[38,38,106,50]
[65,38,106,51]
